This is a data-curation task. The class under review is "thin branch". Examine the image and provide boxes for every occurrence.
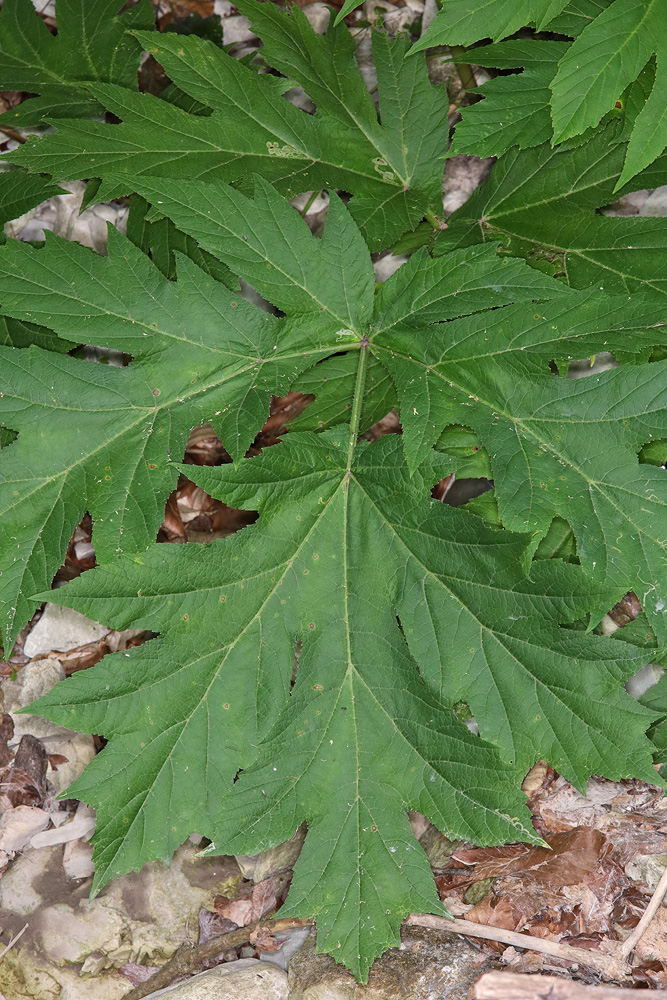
[425,206,447,230]
[406,915,631,983]
[0,125,27,145]
[0,923,28,961]
[122,916,311,1000]
[619,860,667,959]
[474,971,646,999]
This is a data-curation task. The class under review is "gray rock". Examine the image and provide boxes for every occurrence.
[640,185,667,216]
[287,926,490,1000]
[260,927,313,971]
[236,824,306,882]
[23,603,110,658]
[626,853,667,891]
[142,959,287,999]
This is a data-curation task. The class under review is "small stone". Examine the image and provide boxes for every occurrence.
[62,838,95,879]
[419,823,461,869]
[222,14,254,45]
[23,603,110,658]
[142,959,287,999]
[301,2,330,33]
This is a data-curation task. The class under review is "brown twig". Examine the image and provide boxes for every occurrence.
[406,915,631,983]
[0,923,28,961]
[0,124,27,144]
[474,971,645,999]
[619,858,667,959]
[122,916,311,1000]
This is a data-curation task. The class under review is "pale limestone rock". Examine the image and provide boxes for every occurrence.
[0,806,50,854]
[0,954,130,1000]
[221,13,253,45]
[142,960,287,999]
[37,901,125,966]
[0,841,242,987]
[0,845,48,915]
[301,2,330,33]
[626,853,667,891]
[24,603,110,657]
[13,656,65,706]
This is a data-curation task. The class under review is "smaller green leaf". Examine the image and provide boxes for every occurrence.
[434,425,491,479]
[128,177,375,327]
[534,517,577,563]
[411,0,570,53]
[550,0,663,143]
[0,0,154,122]
[617,48,667,189]
[333,0,364,24]
[0,170,63,233]
[452,42,567,157]
[126,195,236,287]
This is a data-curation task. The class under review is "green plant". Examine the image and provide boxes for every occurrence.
[1,0,667,981]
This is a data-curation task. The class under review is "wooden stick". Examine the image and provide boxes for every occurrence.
[122,916,311,1000]
[0,923,28,961]
[0,125,26,144]
[474,971,646,999]
[619,859,667,959]
[406,915,631,983]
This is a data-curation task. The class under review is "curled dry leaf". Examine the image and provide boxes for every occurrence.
[453,828,608,889]
[216,876,279,927]
[248,924,283,952]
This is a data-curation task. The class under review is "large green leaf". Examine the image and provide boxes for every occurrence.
[94,173,667,641]
[0,0,153,125]
[28,430,655,978]
[0,184,375,650]
[7,3,448,249]
[0,176,567,651]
